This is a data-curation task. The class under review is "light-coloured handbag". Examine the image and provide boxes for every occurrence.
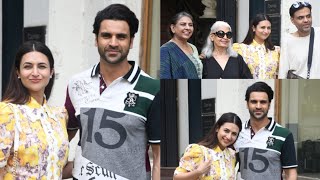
[8,104,21,178]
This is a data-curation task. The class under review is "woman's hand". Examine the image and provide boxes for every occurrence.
[173,160,212,180]
[196,160,211,175]
[0,168,5,180]
[199,53,206,60]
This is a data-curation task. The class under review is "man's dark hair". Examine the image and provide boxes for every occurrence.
[245,81,274,102]
[289,1,312,17]
[93,4,139,38]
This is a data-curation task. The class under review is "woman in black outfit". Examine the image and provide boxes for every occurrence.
[201,21,253,79]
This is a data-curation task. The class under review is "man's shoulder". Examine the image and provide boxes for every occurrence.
[138,70,159,83]
[68,65,97,83]
[135,70,160,95]
[272,123,292,138]
[314,27,320,32]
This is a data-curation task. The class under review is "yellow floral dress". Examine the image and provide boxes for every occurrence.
[0,98,69,180]
[174,144,236,180]
[233,40,280,79]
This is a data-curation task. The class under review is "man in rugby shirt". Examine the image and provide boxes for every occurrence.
[64,4,160,180]
[235,82,297,180]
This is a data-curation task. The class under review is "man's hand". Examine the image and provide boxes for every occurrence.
[62,161,74,179]
[151,144,160,180]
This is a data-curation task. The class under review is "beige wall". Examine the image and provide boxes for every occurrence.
[150,0,160,78]
[281,80,320,142]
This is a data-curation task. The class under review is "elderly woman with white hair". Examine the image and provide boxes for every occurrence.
[201,21,252,79]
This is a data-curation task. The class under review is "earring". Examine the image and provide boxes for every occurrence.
[18,76,20,79]
[50,75,52,78]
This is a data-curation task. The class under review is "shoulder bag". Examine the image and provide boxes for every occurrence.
[7,104,21,178]
[287,27,314,79]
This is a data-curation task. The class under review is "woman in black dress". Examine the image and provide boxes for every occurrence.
[201,21,253,79]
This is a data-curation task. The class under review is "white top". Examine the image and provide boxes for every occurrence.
[279,27,320,79]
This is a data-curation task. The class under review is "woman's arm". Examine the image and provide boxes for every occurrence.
[0,103,15,179]
[173,144,211,180]
[173,160,211,180]
[0,168,5,180]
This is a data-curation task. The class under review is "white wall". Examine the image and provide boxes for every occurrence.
[177,80,190,156]
[24,0,49,27]
[236,0,249,42]
[46,0,86,106]
[201,79,217,99]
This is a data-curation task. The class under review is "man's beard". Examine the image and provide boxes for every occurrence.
[249,109,268,121]
[99,48,129,65]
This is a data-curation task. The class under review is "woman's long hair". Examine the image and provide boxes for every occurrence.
[201,21,238,58]
[198,112,242,149]
[242,14,275,51]
[2,41,55,104]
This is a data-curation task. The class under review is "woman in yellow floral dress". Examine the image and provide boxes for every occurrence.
[233,14,280,79]
[173,113,242,180]
[0,41,69,180]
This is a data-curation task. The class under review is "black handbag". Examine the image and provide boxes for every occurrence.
[287,70,303,79]
[287,27,314,79]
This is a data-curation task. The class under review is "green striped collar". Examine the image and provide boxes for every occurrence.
[90,61,141,84]
[245,117,276,132]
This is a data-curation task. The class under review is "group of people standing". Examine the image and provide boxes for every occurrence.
[173,82,298,180]
[160,1,319,79]
[164,1,312,180]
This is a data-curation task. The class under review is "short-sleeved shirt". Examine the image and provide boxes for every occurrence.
[174,144,236,180]
[0,98,69,179]
[233,41,280,79]
[65,61,160,180]
[234,118,297,180]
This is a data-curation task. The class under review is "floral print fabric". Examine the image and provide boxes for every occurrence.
[174,144,236,180]
[233,40,280,79]
[0,98,69,179]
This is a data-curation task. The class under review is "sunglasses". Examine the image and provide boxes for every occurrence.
[213,30,233,39]
[291,1,310,8]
